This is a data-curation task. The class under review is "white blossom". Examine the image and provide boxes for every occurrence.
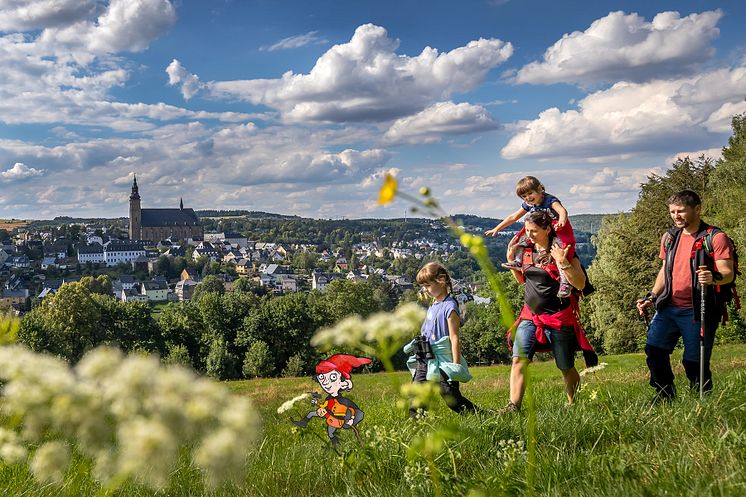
[277,393,312,414]
[30,441,70,484]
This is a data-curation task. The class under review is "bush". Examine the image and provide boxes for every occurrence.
[205,338,238,380]
[281,353,306,378]
[242,340,275,378]
[163,344,192,367]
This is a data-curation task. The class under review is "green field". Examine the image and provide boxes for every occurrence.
[2,345,745,496]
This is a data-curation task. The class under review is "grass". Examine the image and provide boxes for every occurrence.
[2,345,745,496]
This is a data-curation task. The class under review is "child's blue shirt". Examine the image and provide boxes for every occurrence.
[521,192,561,220]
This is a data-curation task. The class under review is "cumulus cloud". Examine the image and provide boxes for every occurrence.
[1,162,44,181]
[502,66,746,161]
[170,24,513,122]
[384,101,500,144]
[38,0,177,55]
[0,0,96,31]
[568,166,659,198]
[515,10,722,85]
[260,31,328,52]
[166,59,204,100]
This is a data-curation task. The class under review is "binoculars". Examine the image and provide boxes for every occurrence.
[413,335,435,360]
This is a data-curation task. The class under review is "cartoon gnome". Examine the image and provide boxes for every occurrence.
[293,354,371,445]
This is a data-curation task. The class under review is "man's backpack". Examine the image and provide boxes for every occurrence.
[662,225,741,318]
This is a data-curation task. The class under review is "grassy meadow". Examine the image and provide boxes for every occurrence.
[2,344,745,497]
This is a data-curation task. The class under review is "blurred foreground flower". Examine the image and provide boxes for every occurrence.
[310,302,424,365]
[579,362,608,377]
[378,173,398,205]
[0,345,261,491]
[277,393,312,414]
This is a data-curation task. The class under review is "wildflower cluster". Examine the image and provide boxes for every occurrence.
[310,302,424,364]
[0,345,261,491]
[494,438,527,465]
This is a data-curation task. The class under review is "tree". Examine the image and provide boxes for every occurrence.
[319,279,380,323]
[191,275,225,301]
[18,282,102,362]
[205,337,238,380]
[242,340,275,378]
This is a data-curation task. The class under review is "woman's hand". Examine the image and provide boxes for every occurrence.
[550,244,570,268]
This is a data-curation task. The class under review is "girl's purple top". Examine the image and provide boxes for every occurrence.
[421,295,459,343]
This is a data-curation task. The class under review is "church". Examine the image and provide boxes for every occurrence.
[128,175,203,242]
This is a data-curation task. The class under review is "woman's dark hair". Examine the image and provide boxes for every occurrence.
[524,210,554,231]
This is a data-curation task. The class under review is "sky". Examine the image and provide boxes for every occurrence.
[1,0,745,220]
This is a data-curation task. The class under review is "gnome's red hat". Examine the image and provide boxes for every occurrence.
[315,354,372,379]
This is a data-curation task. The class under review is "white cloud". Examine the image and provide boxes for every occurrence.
[38,0,177,55]
[502,66,746,161]
[384,101,499,144]
[260,31,328,52]
[1,162,44,181]
[166,59,204,100]
[515,10,722,85]
[170,23,513,123]
[568,166,659,198]
[665,148,723,165]
[0,0,96,31]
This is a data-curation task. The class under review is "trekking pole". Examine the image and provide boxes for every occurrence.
[699,265,707,400]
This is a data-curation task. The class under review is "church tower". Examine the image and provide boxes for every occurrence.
[129,174,141,240]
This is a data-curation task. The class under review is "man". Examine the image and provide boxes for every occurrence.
[637,190,735,402]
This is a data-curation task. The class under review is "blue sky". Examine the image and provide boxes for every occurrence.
[1,0,745,220]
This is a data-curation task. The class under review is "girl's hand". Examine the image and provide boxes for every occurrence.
[485,227,499,236]
[554,219,565,231]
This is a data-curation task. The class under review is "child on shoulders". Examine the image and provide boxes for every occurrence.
[484,176,576,297]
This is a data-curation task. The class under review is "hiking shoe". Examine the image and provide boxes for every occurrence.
[501,260,522,270]
[498,401,520,414]
[557,282,572,298]
[292,419,308,428]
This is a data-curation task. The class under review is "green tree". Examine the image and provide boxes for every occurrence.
[205,337,238,380]
[242,340,275,378]
[192,275,225,301]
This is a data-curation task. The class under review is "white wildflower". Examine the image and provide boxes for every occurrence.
[398,382,440,410]
[75,346,124,381]
[194,428,245,489]
[579,362,608,377]
[117,417,178,490]
[30,440,70,484]
[277,393,312,414]
[0,428,27,464]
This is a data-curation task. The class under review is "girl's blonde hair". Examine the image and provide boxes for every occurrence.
[515,176,545,197]
[416,262,453,292]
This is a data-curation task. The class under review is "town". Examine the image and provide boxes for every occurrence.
[3,178,596,315]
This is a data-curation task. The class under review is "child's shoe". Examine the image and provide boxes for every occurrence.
[557,282,572,298]
[501,260,522,270]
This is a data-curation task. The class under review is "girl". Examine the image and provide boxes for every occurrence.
[404,262,477,416]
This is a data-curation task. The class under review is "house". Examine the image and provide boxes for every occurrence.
[174,279,198,301]
[116,275,138,291]
[0,288,29,306]
[311,271,345,291]
[41,257,57,270]
[5,256,30,269]
[192,241,220,262]
[334,258,349,272]
[180,268,200,282]
[0,249,10,266]
[121,288,149,303]
[235,258,253,276]
[141,280,169,302]
[103,242,146,267]
[77,243,105,265]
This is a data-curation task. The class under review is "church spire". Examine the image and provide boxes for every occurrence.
[130,174,140,200]
[180,197,184,210]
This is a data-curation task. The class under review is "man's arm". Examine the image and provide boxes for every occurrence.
[485,207,527,236]
[636,266,666,315]
[698,258,734,286]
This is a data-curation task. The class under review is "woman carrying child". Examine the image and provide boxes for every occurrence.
[501,211,594,412]
[485,176,576,298]
[403,262,479,416]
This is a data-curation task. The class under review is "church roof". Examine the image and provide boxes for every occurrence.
[141,208,200,227]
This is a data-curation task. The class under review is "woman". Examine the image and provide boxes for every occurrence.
[502,210,594,411]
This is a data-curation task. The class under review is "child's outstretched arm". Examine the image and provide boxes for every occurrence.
[485,207,527,236]
[552,201,569,230]
[447,311,461,364]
